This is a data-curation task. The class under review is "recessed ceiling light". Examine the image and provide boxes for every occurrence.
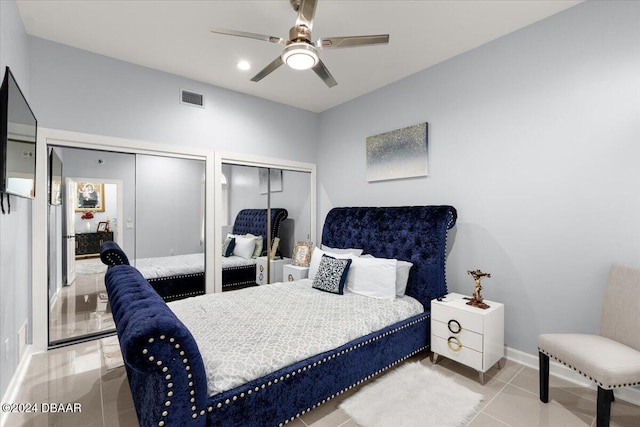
[237,60,251,71]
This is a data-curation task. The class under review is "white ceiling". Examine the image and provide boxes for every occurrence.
[16,0,581,113]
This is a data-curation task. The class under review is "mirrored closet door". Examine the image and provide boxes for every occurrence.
[219,161,313,291]
[47,146,206,347]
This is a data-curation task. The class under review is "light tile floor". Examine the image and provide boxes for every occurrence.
[49,259,115,344]
[5,341,640,427]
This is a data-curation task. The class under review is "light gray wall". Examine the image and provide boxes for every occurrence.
[317,1,640,356]
[226,164,312,256]
[135,155,205,258]
[58,147,136,257]
[28,38,319,163]
[57,149,203,259]
[0,0,32,399]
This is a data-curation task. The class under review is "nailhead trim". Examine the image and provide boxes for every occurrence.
[145,274,205,302]
[105,253,127,266]
[538,348,640,389]
[204,314,429,427]
[142,334,202,426]
[140,314,430,423]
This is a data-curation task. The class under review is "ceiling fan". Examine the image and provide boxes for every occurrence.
[210,0,389,88]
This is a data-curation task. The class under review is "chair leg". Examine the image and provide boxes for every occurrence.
[539,351,549,403]
[596,387,614,427]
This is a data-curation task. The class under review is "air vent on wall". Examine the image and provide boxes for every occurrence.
[180,89,204,108]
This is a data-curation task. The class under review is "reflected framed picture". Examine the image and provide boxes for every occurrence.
[96,221,108,233]
[268,237,280,260]
[259,168,283,194]
[292,241,313,266]
[75,182,105,212]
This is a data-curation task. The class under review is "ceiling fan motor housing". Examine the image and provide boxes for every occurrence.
[289,0,302,12]
[289,25,311,43]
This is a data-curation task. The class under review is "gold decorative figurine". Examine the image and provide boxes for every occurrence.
[466,269,491,309]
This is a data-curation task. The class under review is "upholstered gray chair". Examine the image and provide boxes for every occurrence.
[538,263,640,427]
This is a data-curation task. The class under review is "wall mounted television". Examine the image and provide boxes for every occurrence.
[0,66,37,199]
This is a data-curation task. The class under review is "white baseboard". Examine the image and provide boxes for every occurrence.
[505,346,640,406]
[0,344,33,427]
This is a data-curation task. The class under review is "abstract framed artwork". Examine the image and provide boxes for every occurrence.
[366,122,428,182]
[259,168,283,194]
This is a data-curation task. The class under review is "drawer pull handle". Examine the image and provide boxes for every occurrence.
[448,319,461,334]
[447,336,463,352]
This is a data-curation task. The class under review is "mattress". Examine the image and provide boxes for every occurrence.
[134,253,204,280]
[221,255,257,269]
[168,279,423,396]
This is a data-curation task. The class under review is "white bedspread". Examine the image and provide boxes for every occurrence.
[133,253,255,280]
[168,280,423,397]
[221,255,257,269]
[134,253,204,280]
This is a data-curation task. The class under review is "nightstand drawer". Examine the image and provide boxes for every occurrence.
[283,264,309,282]
[431,336,483,371]
[431,303,484,334]
[431,319,483,352]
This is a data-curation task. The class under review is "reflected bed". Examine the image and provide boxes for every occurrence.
[221,208,288,291]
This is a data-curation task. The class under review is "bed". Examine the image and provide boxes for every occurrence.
[100,208,289,300]
[102,205,456,427]
[221,208,288,291]
[99,247,207,302]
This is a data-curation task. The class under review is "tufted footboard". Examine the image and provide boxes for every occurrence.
[105,265,209,427]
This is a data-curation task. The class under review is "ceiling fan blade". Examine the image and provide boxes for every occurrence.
[251,56,285,82]
[317,34,390,49]
[210,28,287,45]
[296,0,318,32]
[312,60,337,88]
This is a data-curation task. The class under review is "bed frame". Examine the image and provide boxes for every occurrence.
[100,245,206,302]
[222,208,288,291]
[102,205,456,427]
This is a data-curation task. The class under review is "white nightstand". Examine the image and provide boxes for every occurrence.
[256,257,292,285]
[283,264,310,282]
[431,292,504,383]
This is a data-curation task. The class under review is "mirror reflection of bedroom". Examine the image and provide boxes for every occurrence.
[220,163,311,290]
[47,146,205,347]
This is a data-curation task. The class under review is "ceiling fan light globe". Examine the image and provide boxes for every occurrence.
[281,43,318,70]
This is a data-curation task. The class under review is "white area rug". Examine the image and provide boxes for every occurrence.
[339,362,484,427]
[100,335,124,370]
[76,260,108,276]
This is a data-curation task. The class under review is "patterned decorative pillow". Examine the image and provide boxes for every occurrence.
[312,255,352,295]
[222,237,236,257]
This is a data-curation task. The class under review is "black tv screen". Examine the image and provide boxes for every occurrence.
[0,66,37,199]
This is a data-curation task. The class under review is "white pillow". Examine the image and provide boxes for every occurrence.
[395,260,413,297]
[360,255,413,297]
[321,245,364,256]
[345,257,397,300]
[308,247,355,279]
[227,233,256,260]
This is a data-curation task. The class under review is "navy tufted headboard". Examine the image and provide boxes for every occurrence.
[232,208,288,248]
[321,206,457,309]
